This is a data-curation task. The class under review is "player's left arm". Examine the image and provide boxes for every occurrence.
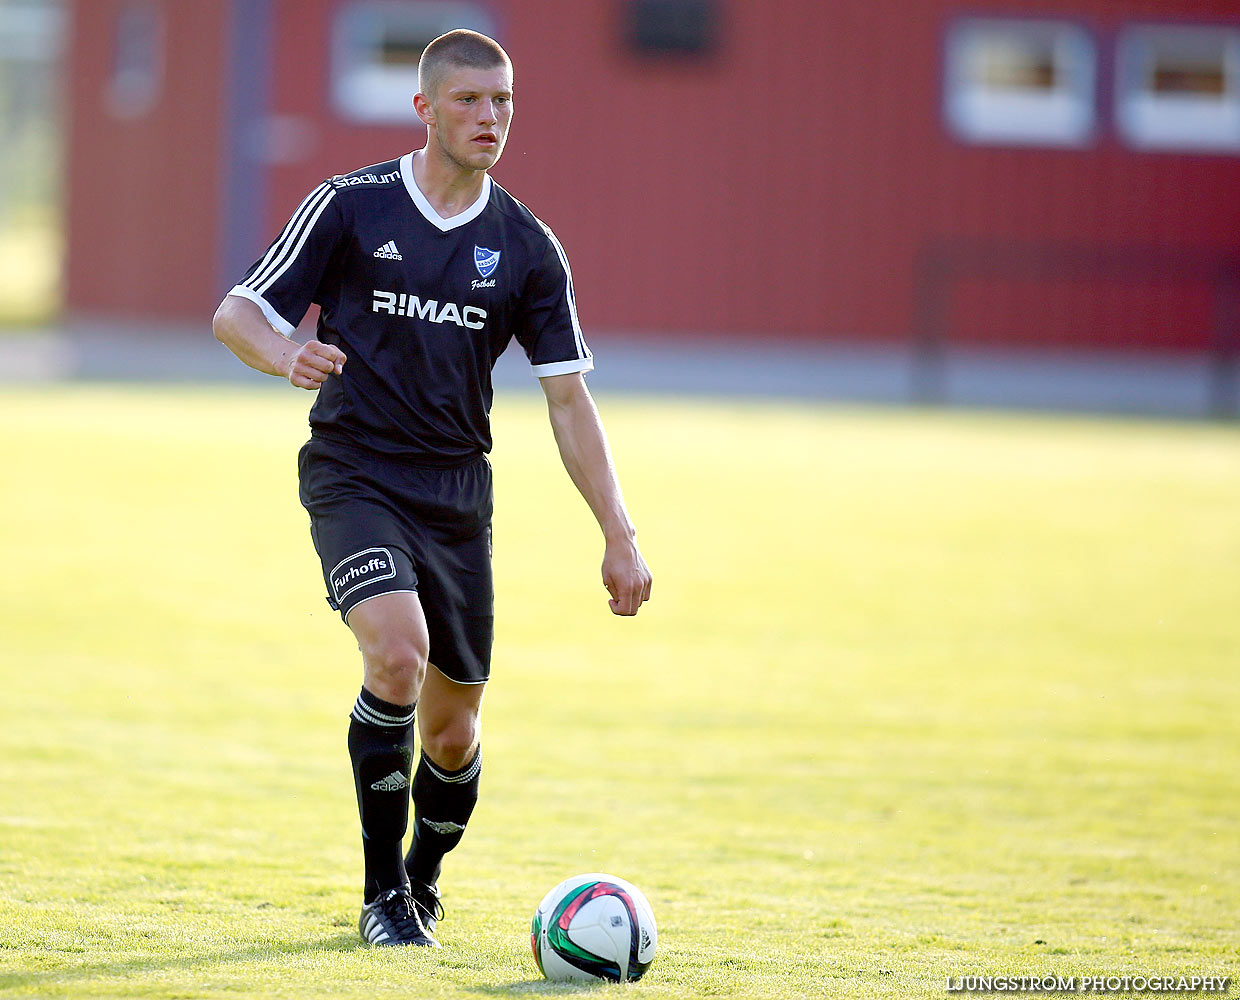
[540,372,651,616]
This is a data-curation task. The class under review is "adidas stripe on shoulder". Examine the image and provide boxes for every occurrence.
[240,182,337,298]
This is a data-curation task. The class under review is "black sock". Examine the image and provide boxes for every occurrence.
[347,687,416,903]
[404,746,482,887]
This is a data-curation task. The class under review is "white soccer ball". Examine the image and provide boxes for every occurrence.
[530,872,658,982]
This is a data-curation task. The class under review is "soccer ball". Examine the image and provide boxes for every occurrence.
[530,873,657,982]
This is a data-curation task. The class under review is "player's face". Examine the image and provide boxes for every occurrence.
[424,64,514,173]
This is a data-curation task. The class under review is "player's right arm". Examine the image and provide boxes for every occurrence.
[212,294,345,390]
[213,179,346,389]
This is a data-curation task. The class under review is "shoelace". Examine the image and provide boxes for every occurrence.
[377,887,425,936]
[410,881,445,923]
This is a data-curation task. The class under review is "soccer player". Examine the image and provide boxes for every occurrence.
[212,29,651,948]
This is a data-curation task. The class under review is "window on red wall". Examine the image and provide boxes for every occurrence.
[944,18,1096,148]
[1116,24,1240,154]
[331,1,497,124]
[106,1,164,119]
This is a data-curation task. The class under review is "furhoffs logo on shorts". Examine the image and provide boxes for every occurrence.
[330,547,397,603]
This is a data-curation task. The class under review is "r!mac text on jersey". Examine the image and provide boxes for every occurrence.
[372,291,487,330]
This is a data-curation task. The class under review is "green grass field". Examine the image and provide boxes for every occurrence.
[1,385,1237,999]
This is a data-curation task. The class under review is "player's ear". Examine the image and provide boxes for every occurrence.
[413,91,435,126]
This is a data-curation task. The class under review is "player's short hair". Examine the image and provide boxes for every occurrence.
[418,29,511,101]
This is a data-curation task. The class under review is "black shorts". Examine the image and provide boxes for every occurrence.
[297,438,494,684]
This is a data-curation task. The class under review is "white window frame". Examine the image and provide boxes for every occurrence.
[331,1,497,124]
[106,1,164,120]
[1116,24,1240,154]
[944,18,1097,148]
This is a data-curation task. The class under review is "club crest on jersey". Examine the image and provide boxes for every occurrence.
[474,245,500,278]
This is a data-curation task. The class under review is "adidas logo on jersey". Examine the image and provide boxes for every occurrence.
[373,241,403,260]
[370,771,409,792]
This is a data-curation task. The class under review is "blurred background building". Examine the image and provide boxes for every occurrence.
[3,0,1239,413]
[0,0,61,324]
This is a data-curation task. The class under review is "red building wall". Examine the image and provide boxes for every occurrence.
[64,0,1240,350]
[63,0,228,321]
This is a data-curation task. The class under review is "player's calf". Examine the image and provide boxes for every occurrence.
[405,747,482,894]
[348,688,416,904]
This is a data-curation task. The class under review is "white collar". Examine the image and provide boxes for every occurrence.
[400,152,492,232]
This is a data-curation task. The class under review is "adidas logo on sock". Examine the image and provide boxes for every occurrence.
[370,771,408,791]
[373,240,403,260]
[421,817,466,834]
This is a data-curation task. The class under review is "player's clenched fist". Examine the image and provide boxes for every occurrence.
[285,340,346,389]
[602,537,652,616]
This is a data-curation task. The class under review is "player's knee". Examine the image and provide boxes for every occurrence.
[421,719,479,771]
[363,634,429,701]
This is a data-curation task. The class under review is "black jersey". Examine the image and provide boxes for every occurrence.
[229,153,593,465]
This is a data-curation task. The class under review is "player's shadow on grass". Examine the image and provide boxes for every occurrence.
[6,935,613,996]
[470,982,607,996]
[0,932,363,993]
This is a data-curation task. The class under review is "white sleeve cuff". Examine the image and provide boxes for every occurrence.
[530,357,595,378]
[227,286,297,336]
